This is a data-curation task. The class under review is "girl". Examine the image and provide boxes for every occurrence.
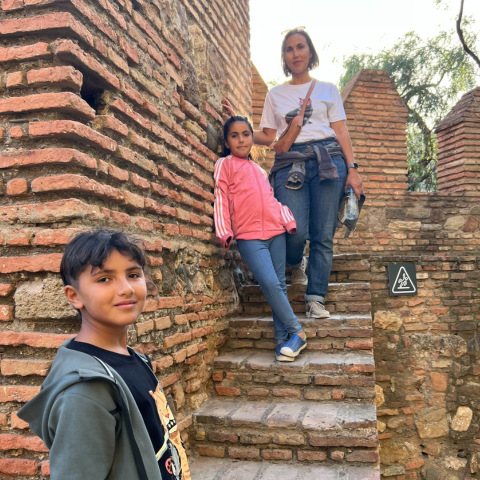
[214,116,307,361]
[223,28,363,319]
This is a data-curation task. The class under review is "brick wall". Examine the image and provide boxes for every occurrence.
[0,0,250,476]
[436,87,480,193]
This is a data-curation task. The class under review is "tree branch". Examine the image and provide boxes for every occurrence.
[456,0,480,69]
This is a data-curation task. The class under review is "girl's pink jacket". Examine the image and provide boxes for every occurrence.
[214,155,297,249]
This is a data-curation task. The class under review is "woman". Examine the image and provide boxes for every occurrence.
[223,27,362,319]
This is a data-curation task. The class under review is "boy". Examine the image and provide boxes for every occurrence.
[18,229,191,480]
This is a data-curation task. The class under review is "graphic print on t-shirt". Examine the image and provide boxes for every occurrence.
[150,384,191,480]
[285,96,313,126]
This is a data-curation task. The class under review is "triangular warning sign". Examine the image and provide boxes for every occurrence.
[392,266,416,294]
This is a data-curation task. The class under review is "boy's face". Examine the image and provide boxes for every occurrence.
[65,249,147,331]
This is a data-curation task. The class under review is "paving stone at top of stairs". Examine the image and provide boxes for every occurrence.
[189,457,380,480]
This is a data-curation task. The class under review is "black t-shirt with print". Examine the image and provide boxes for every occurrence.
[67,339,173,478]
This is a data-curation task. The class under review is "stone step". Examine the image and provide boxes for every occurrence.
[227,314,374,353]
[193,400,379,466]
[240,283,372,316]
[189,457,380,480]
[212,351,376,403]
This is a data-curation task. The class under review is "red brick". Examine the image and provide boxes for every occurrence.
[158,296,183,309]
[6,178,27,196]
[131,173,150,190]
[0,331,74,348]
[215,386,240,396]
[145,198,176,217]
[346,450,379,463]
[0,92,94,120]
[154,356,174,371]
[116,146,157,175]
[32,174,123,203]
[0,148,97,170]
[1,359,51,376]
[41,461,50,476]
[0,11,93,45]
[195,445,225,458]
[54,39,119,89]
[0,253,62,273]
[108,47,129,73]
[27,65,82,91]
[119,36,139,64]
[406,458,425,470]
[153,316,172,330]
[430,372,448,392]
[172,349,187,363]
[34,228,80,246]
[0,386,40,403]
[2,0,24,11]
[160,371,181,388]
[297,451,327,461]
[110,98,151,131]
[0,42,50,63]
[9,125,24,138]
[93,115,128,138]
[0,433,48,452]
[0,284,13,297]
[10,412,29,429]
[6,70,24,88]
[228,447,259,460]
[0,305,12,321]
[0,458,38,475]
[135,319,154,336]
[29,120,116,152]
[163,331,192,348]
[5,230,30,246]
[262,449,292,460]
[174,314,188,325]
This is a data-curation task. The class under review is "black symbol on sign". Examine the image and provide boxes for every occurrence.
[392,266,416,294]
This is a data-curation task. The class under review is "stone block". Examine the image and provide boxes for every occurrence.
[14,276,77,320]
[414,407,449,439]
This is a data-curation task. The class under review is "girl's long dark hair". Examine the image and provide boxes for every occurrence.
[223,115,254,158]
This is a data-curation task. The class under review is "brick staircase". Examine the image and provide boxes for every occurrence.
[190,255,379,479]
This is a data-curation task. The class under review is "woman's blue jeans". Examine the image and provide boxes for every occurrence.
[238,234,303,343]
[273,138,347,303]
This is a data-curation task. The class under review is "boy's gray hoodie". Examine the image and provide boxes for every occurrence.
[18,339,164,480]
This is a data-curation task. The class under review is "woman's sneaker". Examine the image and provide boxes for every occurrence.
[291,256,308,286]
[306,301,330,318]
[275,343,294,362]
[280,334,307,358]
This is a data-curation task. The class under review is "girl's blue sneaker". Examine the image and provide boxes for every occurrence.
[280,334,307,358]
[275,342,294,362]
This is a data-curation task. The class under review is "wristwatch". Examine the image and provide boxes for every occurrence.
[346,162,358,170]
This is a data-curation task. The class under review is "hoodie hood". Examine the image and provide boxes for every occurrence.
[18,339,117,446]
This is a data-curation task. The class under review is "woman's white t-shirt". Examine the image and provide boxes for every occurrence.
[259,80,346,143]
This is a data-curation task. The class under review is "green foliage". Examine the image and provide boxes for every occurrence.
[339,27,479,191]
[266,78,281,90]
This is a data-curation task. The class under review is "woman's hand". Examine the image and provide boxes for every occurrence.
[346,169,363,199]
[222,98,235,117]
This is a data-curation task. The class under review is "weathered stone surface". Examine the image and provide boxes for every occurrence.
[14,276,77,320]
[444,215,466,230]
[388,221,421,231]
[375,384,385,407]
[382,465,405,476]
[462,215,479,232]
[373,311,402,331]
[415,408,449,439]
[451,406,473,432]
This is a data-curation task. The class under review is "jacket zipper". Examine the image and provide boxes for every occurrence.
[252,162,265,240]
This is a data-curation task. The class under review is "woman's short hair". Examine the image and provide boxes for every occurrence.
[281,29,319,77]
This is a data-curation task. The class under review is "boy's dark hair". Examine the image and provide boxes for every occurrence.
[281,29,319,77]
[60,228,146,287]
[223,115,254,158]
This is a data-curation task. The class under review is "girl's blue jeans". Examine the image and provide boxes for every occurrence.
[273,137,348,304]
[238,234,303,343]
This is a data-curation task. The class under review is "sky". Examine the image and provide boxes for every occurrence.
[250,0,480,87]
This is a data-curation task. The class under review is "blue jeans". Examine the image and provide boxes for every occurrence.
[274,138,347,303]
[237,234,303,343]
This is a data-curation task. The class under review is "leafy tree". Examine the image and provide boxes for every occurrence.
[339,27,479,191]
